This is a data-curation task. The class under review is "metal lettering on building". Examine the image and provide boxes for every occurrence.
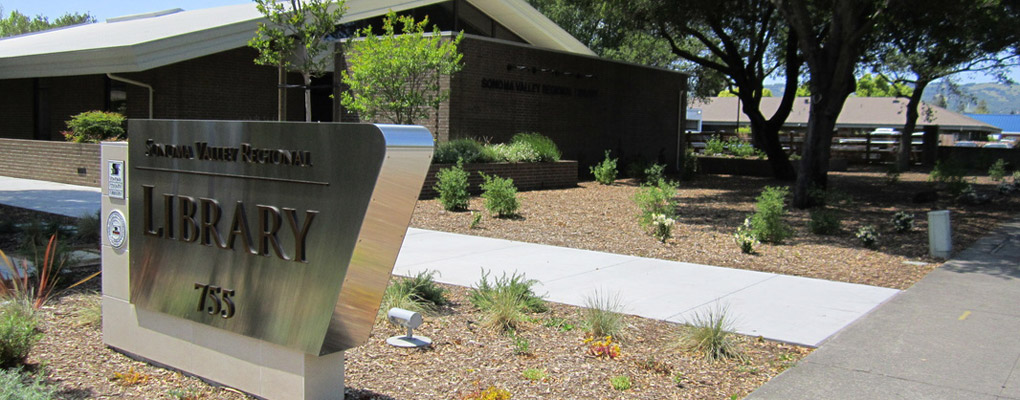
[128,120,433,355]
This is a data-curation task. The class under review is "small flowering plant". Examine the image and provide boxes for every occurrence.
[734,217,759,254]
[891,211,914,233]
[584,335,622,359]
[651,213,675,243]
[856,225,880,248]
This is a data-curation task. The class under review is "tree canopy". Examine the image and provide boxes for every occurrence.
[340,11,464,132]
[249,0,347,122]
[0,7,94,37]
[853,73,912,97]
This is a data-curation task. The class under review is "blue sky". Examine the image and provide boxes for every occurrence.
[3,1,1017,84]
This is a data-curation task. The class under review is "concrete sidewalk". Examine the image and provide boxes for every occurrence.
[749,217,1020,399]
[395,228,898,347]
[0,176,101,218]
[0,175,900,347]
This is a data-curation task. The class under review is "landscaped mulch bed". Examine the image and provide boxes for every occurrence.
[24,283,808,400]
[411,168,1020,290]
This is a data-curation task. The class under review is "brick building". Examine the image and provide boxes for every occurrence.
[0,0,689,170]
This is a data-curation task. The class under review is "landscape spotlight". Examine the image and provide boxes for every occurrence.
[385,308,432,348]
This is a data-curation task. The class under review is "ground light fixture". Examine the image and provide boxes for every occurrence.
[386,308,432,348]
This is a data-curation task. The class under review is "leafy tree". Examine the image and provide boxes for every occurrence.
[719,88,773,97]
[0,7,94,37]
[340,11,463,130]
[772,0,886,208]
[854,73,912,97]
[631,0,803,180]
[249,0,347,122]
[873,0,1020,171]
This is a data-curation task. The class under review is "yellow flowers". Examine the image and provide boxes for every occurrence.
[585,335,621,359]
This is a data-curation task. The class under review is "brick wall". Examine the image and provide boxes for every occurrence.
[419,161,577,199]
[448,36,689,172]
[0,138,101,186]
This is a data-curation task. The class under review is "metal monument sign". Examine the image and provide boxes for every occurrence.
[127,120,433,355]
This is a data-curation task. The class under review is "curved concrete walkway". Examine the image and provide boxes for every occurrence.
[0,175,900,347]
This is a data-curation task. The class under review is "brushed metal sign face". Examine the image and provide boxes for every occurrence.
[128,120,433,355]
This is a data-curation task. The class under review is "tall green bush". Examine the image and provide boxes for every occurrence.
[750,186,792,244]
[62,111,126,143]
[511,132,561,162]
[591,150,618,185]
[988,158,1007,182]
[434,161,469,211]
[929,160,968,196]
[479,172,519,217]
[434,138,485,164]
[0,302,40,368]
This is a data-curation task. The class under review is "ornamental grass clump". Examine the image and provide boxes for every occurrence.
[749,186,792,244]
[856,225,880,248]
[0,368,55,399]
[434,161,469,211]
[582,289,625,339]
[469,270,546,332]
[377,270,448,320]
[510,132,561,162]
[891,211,914,233]
[590,150,618,185]
[482,142,540,163]
[479,172,519,218]
[682,306,742,361]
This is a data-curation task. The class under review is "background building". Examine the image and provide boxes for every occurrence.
[0,0,689,170]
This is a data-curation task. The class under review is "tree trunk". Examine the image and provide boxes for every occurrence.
[895,80,929,172]
[745,110,796,180]
[793,91,847,208]
[303,73,312,122]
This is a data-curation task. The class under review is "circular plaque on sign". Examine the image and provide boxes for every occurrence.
[107,210,126,249]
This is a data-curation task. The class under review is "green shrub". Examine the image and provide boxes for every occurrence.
[434,161,470,211]
[509,330,530,355]
[62,111,126,143]
[510,132,561,162]
[680,148,698,181]
[644,163,666,185]
[590,150,618,185]
[989,158,1007,181]
[929,160,969,196]
[704,135,725,156]
[625,158,650,181]
[0,301,40,368]
[750,186,792,244]
[808,208,842,235]
[856,225,880,248]
[479,172,519,218]
[633,179,679,228]
[726,137,760,158]
[434,138,485,164]
[469,212,483,229]
[469,270,546,331]
[610,375,632,391]
[682,306,742,361]
[582,289,625,339]
[891,211,914,233]
[0,368,55,400]
[482,142,540,163]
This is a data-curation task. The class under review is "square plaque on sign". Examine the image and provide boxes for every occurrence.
[128,121,433,355]
[108,160,125,199]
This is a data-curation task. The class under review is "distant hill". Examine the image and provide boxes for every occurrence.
[763,81,1020,115]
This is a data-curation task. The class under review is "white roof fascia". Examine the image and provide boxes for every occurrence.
[467,0,595,56]
[0,0,593,79]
